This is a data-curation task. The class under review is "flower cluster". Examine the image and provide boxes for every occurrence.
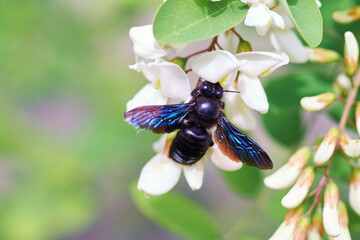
[127,8,292,195]
[264,31,360,239]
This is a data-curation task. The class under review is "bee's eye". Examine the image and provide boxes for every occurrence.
[200,83,212,96]
[215,89,223,99]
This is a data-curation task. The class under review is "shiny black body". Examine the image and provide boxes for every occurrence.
[124,81,273,169]
[169,82,223,165]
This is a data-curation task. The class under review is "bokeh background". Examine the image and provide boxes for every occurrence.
[2,0,360,240]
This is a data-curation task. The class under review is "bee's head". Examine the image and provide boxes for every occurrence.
[200,81,223,99]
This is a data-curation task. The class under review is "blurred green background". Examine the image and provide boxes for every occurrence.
[0,0,172,239]
[2,0,360,240]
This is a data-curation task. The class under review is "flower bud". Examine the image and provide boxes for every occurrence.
[333,6,360,24]
[237,40,252,53]
[292,215,310,240]
[333,73,351,96]
[300,92,336,112]
[308,207,324,240]
[307,47,340,63]
[269,206,304,240]
[314,127,338,165]
[340,133,360,158]
[356,102,360,137]
[323,182,340,237]
[281,167,315,208]
[349,166,360,215]
[264,147,311,190]
[344,31,359,76]
[170,57,188,70]
[328,201,351,240]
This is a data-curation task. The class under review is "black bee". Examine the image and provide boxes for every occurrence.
[124,81,273,169]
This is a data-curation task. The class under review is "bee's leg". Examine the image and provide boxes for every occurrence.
[220,101,225,109]
[191,89,200,97]
[209,139,214,146]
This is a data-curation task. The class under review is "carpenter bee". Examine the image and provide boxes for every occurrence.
[124,81,273,169]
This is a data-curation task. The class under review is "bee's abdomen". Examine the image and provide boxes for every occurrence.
[169,125,212,165]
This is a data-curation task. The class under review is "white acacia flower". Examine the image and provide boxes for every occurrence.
[129,24,186,60]
[242,0,285,36]
[344,31,359,76]
[138,135,205,195]
[127,58,191,110]
[356,103,360,137]
[308,207,324,240]
[281,166,315,209]
[269,206,303,240]
[314,127,339,165]
[340,133,360,158]
[192,50,289,114]
[323,182,340,238]
[328,201,351,240]
[138,135,243,196]
[224,86,257,131]
[270,6,308,63]
[349,167,360,215]
[300,92,336,112]
[264,147,311,190]
[291,215,310,240]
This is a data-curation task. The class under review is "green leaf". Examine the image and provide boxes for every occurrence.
[279,0,323,47]
[153,0,248,44]
[129,182,220,240]
[220,167,262,197]
[262,109,303,146]
[262,72,332,145]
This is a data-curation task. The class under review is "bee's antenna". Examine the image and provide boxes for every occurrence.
[223,89,241,94]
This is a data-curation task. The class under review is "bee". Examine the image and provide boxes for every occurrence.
[124,81,273,169]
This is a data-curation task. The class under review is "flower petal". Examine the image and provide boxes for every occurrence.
[236,51,289,77]
[159,61,191,101]
[270,30,308,63]
[183,158,205,190]
[244,3,272,28]
[206,143,243,171]
[237,75,269,113]
[192,50,240,83]
[129,25,167,59]
[126,84,167,111]
[137,153,182,195]
[224,89,257,130]
[264,163,302,190]
[270,10,285,29]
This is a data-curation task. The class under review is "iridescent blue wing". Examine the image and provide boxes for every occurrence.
[214,114,273,169]
[124,103,191,134]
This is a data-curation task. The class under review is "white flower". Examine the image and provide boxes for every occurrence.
[138,136,205,195]
[323,182,340,237]
[349,167,360,215]
[340,133,360,158]
[269,207,303,240]
[242,0,285,36]
[269,6,308,63]
[344,31,359,76]
[192,50,289,113]
[300,92,336,112]
[126,83,167,111]
[264,147,311,190]
[205,143,243,171]
[291,215,310,240]
[281,167,315,209]
[129,24,186,60]
[224,87,257,131]
[314,127,339,165]
[128,58,191,107]
[308,207,324,240]
[328,201,351,240]
[129,25,168,60]
[138,134,243,196]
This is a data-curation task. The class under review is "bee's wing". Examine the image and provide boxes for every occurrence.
[214,114,273,169]
[124,103,191,134]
